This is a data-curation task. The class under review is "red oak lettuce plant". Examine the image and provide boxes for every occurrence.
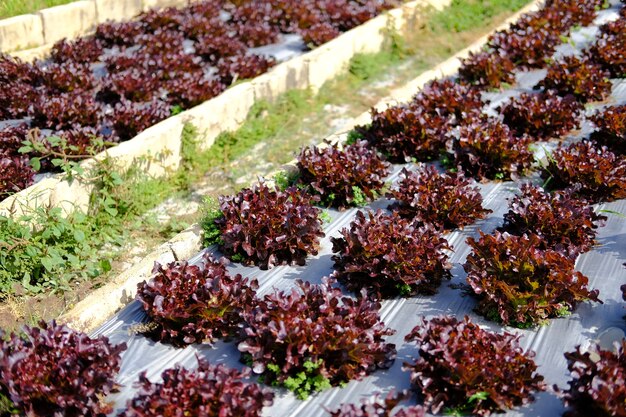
[498,90,583,140]
[487,26,559,68]
[403,315,546,416]
[0,124,28,156]
[589,104,625,155]
[216,54,275,85]
[464,231,601,327]
[541,140,626,202]
[559,341,626,417]
[448,116,534,180]
[94,20,143,47]
[0,54,41,85]
[0,80,38,120]
[136,255,259,346]
[195,34,247,64]
[412,79,484,121]
[586,18,626,78]
[296,140,390,209]
[543,0,607,27]
[41,62,96,93]
[229,3,281,47]
[41,126,109,161]
[0,55,42,120]
[238,278,396,399]
[536,56,612,103]
[485,0,607,68]
[163,71,225,108]
[387,165,491,230]
[598,15,626,37]
[31,92,102,131]
[302,22,342,46]
[0,321,126,417]
[458,51,515,88]
[357,80,483,162]
[327,391,426,417]
[49,38,103,64]
[331,210,452,297]
[111,99,172,141]
[358,104,447,162]
[500,184,606,257]
[120,358,274,417]
[214,183,325,269]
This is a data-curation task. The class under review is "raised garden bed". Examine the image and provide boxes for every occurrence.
[1,0,447,217]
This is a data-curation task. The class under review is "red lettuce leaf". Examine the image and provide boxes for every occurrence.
[136,255,259,346]
[0,321,126,417]
[403,315,546,416]
[464,231,601,326]
[332,209,452,297]
[120,358,273,417]
[387,165,491,231]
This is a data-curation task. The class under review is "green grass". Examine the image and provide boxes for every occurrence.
[0,0,73,19]
[428,0,529,33]
[191,90,317,172]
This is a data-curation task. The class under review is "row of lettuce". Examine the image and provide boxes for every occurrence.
[0,0,399,198]
[2,0,626,416]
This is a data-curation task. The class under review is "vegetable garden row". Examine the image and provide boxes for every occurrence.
[1,0,626,416]
[0,0,400,198]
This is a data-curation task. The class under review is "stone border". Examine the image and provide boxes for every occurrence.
[59,0,545,333]
[0,0,187,56]
[0,0,449,218]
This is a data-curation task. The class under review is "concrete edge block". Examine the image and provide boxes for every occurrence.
[98,116,184,176]
[166,223,203,260]
[60,224,203,333]
[252,55,310,102]
[49,177,93,216]
[95,0,143,24]
[10,43,52,62]
[306,32,356,92]
[142,0,188,11]
[351,14,388,54]
[250,71,283,103]
[0,14,44,53]
[0,177,58,218]
[179,82,256,150]
[39,1,97,45]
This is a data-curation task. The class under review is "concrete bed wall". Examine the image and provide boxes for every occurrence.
[0,0,187,58]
